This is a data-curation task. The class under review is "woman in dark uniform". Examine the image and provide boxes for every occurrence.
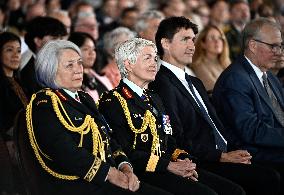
[98,38,244,195]
[26,40,171,195]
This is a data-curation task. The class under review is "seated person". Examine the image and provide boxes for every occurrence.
[26,40,172,195]
[99,38,244,195]
[0,32,28,194]
[68,32,114,102]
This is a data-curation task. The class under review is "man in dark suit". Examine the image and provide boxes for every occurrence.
[150,16,280,195]
[213,18,284,192]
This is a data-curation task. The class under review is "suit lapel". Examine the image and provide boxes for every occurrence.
[240,57,275,112]
[160,66,204,116]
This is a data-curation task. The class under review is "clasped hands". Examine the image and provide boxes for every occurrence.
[167,158,198,181]
[107,164,140,192]
[220,150,252,164]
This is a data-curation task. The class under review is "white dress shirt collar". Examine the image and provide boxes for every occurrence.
[63,89,79,100]
[244,55,265,84]
[160,59,186,81]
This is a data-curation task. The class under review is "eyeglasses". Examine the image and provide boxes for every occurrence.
[253,39,283,53]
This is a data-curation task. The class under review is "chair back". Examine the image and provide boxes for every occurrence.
[0,135,14,193]
[13,110,42,195]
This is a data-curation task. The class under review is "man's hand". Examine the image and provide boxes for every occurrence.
[220,150,252,164]
[119,164,140,192]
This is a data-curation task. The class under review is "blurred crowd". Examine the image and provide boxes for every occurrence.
[0,0,284,93]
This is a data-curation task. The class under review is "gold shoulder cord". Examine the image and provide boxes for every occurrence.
[26,90,106,180]
[113,91,161,157]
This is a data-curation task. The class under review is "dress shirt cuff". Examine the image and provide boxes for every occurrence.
[118,161,133,171]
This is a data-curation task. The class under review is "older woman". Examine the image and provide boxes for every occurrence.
[98,38,238,195]
[192,25,231,91]
[27,40,171,195]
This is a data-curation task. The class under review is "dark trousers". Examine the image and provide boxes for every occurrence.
[199,161,281,195]
[95,181,173,195]
[0,136,15,194]
[52,181,172,195]
[137,169,245,195]
[256,162,284,195]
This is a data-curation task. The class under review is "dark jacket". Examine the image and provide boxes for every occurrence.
[212,55,284,162]
[149,65,239,162]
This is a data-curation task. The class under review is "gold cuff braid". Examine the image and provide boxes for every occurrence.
[112,150,127,158]
[171,149,188,161]
[84,157,102,182]
[146,154,159,172]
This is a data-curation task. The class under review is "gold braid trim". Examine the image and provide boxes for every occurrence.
[112,150,127,158]
[171,149,188,162]
[84,157,102,182]
[26,90,106,180]
[146,154,159,172]
[113,91,161,156]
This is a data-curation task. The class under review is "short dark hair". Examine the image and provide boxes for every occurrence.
[155,16,198,58]
[0,31,21,66]
[68,32,96,48]
[0,32,21,84]
[24,16,67,53]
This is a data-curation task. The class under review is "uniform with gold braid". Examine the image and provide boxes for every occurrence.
[99,82,191,175]
[25,88,130,194]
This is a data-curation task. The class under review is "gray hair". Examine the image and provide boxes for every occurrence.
[115,38,157,79]
[103,27,136,58]
[242,17,281,52]
[135,10,165,33]
[35,40,81,89]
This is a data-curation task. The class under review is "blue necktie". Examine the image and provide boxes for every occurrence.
[185,73,227,152]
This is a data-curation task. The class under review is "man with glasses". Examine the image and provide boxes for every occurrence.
[213,18,284,193]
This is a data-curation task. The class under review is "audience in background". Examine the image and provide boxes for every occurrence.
[0,31,27,144]
[69,32,113,101]
[48,10,72,35]
[208,0,229,30]
[192,25,230,91]
[0,32,27,194]
[73,11,99,41]
[135,10,164,42]
[20,16,67,97]
[224,0,250,61]
[102,27,136,87]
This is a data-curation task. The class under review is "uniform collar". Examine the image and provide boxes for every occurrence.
[122,78,144,97]
[63,88,79,100]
